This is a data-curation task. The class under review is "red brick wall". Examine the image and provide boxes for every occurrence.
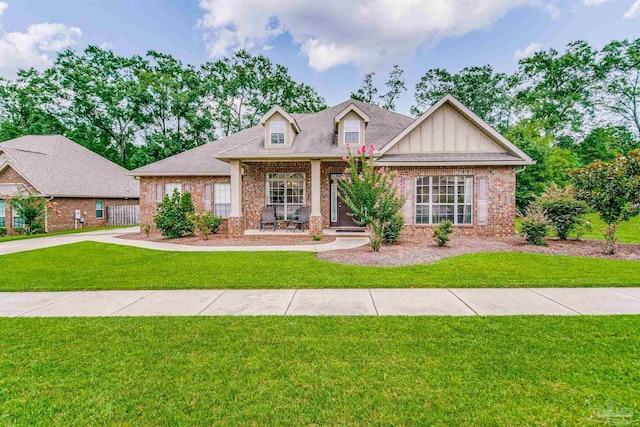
[139,176,230,231]
[1,165,138,233]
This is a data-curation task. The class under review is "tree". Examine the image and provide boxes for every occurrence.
[351,72,378,105]
[516,40,600,135]
[575,126,637,166]
[412,65,515,129]
[338,144,405,251]
[599,38,640,137]
[569,149,640,254]
[9,188,60,235]
[51,46,149,168]
[380,65,406,111]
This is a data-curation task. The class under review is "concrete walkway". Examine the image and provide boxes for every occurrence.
[0,227,369,255]
[2,288,639,317]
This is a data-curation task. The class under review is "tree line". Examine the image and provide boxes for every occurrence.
[0,38,638,210]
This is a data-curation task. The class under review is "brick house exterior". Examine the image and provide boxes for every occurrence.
[131,95,532,237]
[0,136,139,234]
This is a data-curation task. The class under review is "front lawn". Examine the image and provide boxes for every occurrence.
[1,241,639,291]
[1,316,638,425]
[0,225,128,242]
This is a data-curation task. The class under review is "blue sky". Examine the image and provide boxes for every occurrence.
[0,0,639,115]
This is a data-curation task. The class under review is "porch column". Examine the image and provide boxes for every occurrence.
[309,160,323,235]
[228,160,244,236]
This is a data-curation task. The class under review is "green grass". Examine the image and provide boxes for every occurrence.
[516,213,640,243]
[1,241,639,291]
[1,316,638,425]
[0,225,128,242]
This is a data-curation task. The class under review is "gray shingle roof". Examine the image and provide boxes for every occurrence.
[0,135,139,198]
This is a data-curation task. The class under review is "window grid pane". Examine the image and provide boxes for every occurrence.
[266,173,306,221]
[270,121,286,144]
[344,120,360,144]
[165,183,181,196]
[214,183,231,218]
[0,201,5,227]
[415,176,473,225]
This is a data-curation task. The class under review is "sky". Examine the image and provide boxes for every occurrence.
[0,0,639,115]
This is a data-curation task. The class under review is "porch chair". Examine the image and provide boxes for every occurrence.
[260,206,277,231]
[290,206,310,232]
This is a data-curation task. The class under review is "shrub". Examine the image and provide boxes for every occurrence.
[311,234,322,241]
[154,190,195,239]
[520,206,549,246]
[569,149,640,254]
[8,188,60,235]
[574,219,593,241]
[188,211,224,240]
[338,144,405,252]
[142,224,151,240]
[382,213,404,244]
[0,227,6,237]
[533,184,587,240]
[432,220,454,247]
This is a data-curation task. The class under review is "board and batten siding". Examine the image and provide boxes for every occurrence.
[386,104,506,154]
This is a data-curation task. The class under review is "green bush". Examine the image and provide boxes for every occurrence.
[311,234,322,241]
[187,211,224,240]
[432,220,454,247]
[382,213,404,244]
[154,190,195,239]
[521,206,549,246]
[0,227,6,237]
[534,185,587,240]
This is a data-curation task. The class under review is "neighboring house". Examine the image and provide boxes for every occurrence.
[131,95,533,236]
[0,135,139,233]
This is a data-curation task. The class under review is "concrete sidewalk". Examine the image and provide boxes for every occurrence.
[0,227,369,255]
[2,288,639,317]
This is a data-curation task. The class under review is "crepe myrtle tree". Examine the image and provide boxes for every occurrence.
[569,149,640,254]
[338,144,405,252]
[8,187,61,235]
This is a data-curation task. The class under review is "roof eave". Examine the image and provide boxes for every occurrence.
[374,160,533,167]
[129,171,231,177]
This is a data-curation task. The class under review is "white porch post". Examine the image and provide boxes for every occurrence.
[229,160,242,217]
[310,160,321,217]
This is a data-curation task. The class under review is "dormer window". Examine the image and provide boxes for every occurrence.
[270,121,286,144]
[344,120,360,144]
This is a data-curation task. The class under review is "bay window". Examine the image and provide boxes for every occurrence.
[266,173,305,220]
[415,176,473,225]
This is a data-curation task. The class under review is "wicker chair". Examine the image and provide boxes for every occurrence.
[259,206,277,231]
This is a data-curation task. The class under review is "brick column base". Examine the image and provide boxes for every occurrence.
[309,216,323,236]
[227,217,244,237]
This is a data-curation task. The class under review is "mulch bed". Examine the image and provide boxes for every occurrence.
[317,235,640,267]
[118,232,334,246]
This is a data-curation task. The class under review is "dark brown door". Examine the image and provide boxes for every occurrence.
[330,174,359,228]
[337,197,357,227]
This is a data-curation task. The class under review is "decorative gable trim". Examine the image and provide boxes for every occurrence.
[334,103,370,128]
[378,94,534,164]
[259,106,300,133]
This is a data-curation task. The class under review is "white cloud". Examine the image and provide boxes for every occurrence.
[544,3,561,18]
[0,3,81,78]
[514,42,543,60]
[198,0,550,72]
[624,0,640,18]
[582,0,612,5]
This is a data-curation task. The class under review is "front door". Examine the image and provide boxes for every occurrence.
[330,174,359,228]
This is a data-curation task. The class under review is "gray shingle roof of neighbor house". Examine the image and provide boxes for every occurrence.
[0,135,140,198]
[129,95,534,176]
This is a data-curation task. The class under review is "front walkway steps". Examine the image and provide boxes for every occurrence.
[2,288,639,317]
[0,227,369,255]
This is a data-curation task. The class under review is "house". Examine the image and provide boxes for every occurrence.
[131,95,533,236]
[0,135,139,233]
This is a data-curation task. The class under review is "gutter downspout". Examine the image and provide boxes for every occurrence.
[516,166,527,173]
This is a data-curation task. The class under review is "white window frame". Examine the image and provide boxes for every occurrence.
[12,204,24,228]
[164,183,182,196]
[0,200,5,228]
[266,173,306,221]
[344,119,360,144]
[415,176,473,225]
[270,120,286,144]
[96,200,104,219]
[213,183,231,218]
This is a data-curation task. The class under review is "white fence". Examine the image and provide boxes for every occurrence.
[107,205,140,226]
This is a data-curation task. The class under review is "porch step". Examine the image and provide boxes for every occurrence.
[322,228,369,237]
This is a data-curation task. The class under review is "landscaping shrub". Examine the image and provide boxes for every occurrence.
[338,144,405,252]
[8,189,60,235]
[188,211,224,240]
[312,234,322,241]
[533,184,587,240]
[154,190,195,239]
[382,213,404,244]
[143,224,151,240]
[521,206,549,246]
[0,227,6,237]
[432,220,454,247]
[570,149,640,254]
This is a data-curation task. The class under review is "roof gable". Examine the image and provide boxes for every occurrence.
[334,103,370,126]
[259,106,300,133]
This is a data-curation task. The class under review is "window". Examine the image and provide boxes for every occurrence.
[344,120,360,144]
[12,203,24,228]
[0,200,5,227]
[415,176,473,225]
[266,173,305,220]
[165,183,181,196]
[214,183,231,218]
[96,201,104,219]
[270,120,286,144]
